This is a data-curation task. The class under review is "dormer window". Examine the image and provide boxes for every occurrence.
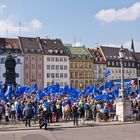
[37,49,41,52]
[60,50,63,54]
[55,49,58,53]
[31,48,34,52]
[48,49,53,53]
[24,48,28,52]
[95,57,98,62]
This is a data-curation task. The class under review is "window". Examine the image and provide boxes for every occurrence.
[47,73,50,78]
[47,57,50,61]
[60,50,63,54]
[89,64,92,68]
[64,65,67,70]
[60,73,63,78]
[25,73,28,79]
[119,69,121,73]
[38,64,41,69]
[124,62,127,67]
[51,73,55,78]
[128,62,131,67]
[64,58,67,61]
[25,57,28,61]
[32,57,35,61]
[56,57,59,61]
[108,61,110,66]
[116,62,119,66]
[75,63,78,68]
[79,64,83,68]
[112,61,114,66]
[132,63,135,67]
[56,73,59,78]
[38,73,41,79]
[51,65,55,70]
[70,72,73,78]
[31,73,36,80]
[55,50,58,53]
[75,72,78,78]
[60,58,63,61]
[25,64,28,69]
[85,72,88,78]
[79,72,83,78]
[89,72,92,78]
[112,70,114,73]
[56,65,59,70]
[48,49,52,53]
[51,57,54,61]
[38,57,41,61]
[47,65,50,70]
[32,64,35,69]
[64,73,68,78]
[60,65,63,70]
[71,63,74,68]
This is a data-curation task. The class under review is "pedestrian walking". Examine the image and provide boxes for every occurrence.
[72,103,79,125]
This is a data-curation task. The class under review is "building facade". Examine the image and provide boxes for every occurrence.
[40,39,69,88]
[99,46,137,81]
[88,48,106,85]
[19,37,44,88]
[66,44,93,90]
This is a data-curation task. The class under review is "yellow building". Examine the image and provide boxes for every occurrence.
[65,44,93,90]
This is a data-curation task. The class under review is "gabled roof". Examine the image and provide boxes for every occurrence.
[19,36,43,54]
[40,38,67,55]
[88,48,106,64]
[99,46,135,61]
[65,45,92,59]
[0,38,21,54]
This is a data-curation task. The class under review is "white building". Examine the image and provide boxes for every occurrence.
[40,39,69,88]
[99,46,137,81]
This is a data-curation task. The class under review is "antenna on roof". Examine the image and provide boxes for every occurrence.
[19,21,22,36]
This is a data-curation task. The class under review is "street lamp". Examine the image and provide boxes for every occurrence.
[119,45,125,98]
[116,46,132,122]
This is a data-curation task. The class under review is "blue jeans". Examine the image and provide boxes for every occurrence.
[73,112,78,125]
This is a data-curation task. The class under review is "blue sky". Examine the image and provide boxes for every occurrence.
[0,0,140,50]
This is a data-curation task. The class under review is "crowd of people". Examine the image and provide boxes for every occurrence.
[0,91,140,130]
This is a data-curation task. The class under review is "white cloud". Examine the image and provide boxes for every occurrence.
[29,18,42,29]
[102,40,140,52]
[95,2,140,22]
[0,4,7,15]
[0,18,43,35]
